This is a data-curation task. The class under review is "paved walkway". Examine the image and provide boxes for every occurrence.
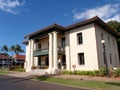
[6,71,44,78]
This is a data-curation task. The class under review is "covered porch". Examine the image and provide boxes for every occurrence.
[33,48,66,70]
[24,24,66,74]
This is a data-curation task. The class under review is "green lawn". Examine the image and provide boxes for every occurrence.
[0,71,9,74]
[0,68,9,74]
[34,76,120,90]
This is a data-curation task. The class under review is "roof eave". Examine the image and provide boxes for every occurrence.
[66,16,120,38]
[24,23,65,39]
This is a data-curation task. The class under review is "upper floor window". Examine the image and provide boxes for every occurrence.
[61,37,65,47]
[38,44,41,50]
[108,36,110,47]
[77,33,83,44]
[78,53,85,65]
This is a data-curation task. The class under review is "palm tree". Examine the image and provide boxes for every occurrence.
[1,45,9,53]
[15,44,24,54]
[10,44,24,55]
[10,45,17,55]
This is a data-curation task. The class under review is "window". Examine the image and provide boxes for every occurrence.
[77,33,83,44]
[109,53,112,64]
[61,37,65,47]
[108,36,110,47]
[78,53,85,65]
[38,44,41,50]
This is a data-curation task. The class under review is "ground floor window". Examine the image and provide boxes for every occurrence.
[78,53,85,65]
[109,53,112,64]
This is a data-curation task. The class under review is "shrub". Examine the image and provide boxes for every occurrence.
[0,68,9,72]
[31,66,37,70]
[14,67,25,72]
[99,67,106,76]
[94,70,100,76]
[63,68,120,77]
[9,66,25,72]
[63,70,96,76]
[113,68,120,77]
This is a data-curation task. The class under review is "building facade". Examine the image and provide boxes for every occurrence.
[23,16,120,74]
[0,53,12,68]
[12,54,25,68]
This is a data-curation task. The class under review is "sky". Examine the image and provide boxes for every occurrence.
[0,0,120,54]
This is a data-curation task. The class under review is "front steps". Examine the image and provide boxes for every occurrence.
[29,69,46,75]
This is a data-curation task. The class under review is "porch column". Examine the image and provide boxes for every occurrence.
[28,40,31,68]
[30,39,34,68]
[34,43,38,66]
[24,42,30,70]
[48,33,53,70]
[53,31,58,69]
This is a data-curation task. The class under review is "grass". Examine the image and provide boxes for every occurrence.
[0,71,9,74]
[0,68,9,74]
[34,75,120,90]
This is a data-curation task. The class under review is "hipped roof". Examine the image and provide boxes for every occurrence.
[24,16,120,39]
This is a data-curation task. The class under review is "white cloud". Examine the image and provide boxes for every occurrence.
[0,0,25,14]
[73,4,120,22]
[105,15,120,22]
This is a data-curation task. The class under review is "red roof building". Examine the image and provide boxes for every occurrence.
[13,54,25,60]
[0,53,10,59]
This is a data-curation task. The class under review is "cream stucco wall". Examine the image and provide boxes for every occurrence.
[25,23,120,73]
[95,24,120,69]
[65,31,71,70]
[68,24,99,71]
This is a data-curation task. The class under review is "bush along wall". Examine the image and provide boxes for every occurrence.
[9,66,25,72]
[63,67,120,77]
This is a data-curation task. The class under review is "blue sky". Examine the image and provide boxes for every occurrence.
[0,0,120,54]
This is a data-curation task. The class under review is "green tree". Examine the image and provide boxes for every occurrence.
[107,20,120,32]
[15,44,24,54]
[10,44,24,55]
[10,45,17,55]
[1,45,9,53]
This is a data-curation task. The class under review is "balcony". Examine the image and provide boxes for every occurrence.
[33,49,49,57]
[33,47,65,57]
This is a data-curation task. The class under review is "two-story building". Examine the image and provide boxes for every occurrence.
[23,16,120,74]
[0,53,12,68]
[12,54,25,68]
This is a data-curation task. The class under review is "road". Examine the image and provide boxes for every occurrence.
[0,75,89,90]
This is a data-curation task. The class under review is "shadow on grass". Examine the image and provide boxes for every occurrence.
[35,75,50,81]
[106,82,120,87]
[34,74,60,81]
